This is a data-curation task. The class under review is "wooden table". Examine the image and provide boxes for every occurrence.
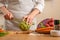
[0,31,60,40]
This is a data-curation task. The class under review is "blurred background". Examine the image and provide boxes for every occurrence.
[37,0,60,23]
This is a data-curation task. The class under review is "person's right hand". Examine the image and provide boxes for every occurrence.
[0,6,13,20]
[4,13,13,20]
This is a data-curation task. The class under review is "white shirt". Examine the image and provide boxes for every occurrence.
[0,0,44,13]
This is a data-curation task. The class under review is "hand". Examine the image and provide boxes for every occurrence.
[4,13,13,20]
[0,6,14,20]
[23,14,34,25]
[23,9,40,25]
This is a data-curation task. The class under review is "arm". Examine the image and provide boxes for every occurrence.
[34,0,44,13]
[23,0,44,25]
[0,1,13,20]
[0,6,9,15]
[29,0,45,18]
[0,0,7,14]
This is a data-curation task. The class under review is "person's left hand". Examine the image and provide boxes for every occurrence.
[23,14,34,25]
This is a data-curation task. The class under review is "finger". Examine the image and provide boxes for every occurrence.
[27,17,30,24]
[4,15,7,19]
[4,15,9,20]
[7,13,11,20]
[30,19,33,25]
[28,18,32,25]
[10,14,13,20]
[6,13,10,20]
[4,13,9,20]
[7,13,13,20]
[23,16,27,21]
[28,18,30,25]
[28,17,33,25]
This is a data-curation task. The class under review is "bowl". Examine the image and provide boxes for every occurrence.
[50,30,60,37]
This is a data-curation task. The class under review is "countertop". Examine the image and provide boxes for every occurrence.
[0,31,60,40]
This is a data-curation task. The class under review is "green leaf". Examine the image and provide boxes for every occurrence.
[0,32,8,37]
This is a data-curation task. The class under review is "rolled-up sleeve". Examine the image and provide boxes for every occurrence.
[34,0,44,13]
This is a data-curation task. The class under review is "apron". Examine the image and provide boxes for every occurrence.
[5,0,37,31]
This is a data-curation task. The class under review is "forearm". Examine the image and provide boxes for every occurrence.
[0,6,10,15]
[30,8,40,17]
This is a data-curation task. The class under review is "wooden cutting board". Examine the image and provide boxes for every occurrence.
[0,31,60,40]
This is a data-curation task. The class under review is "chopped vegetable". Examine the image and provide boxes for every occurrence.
[18,21,30,31]
[0,32,8,37]
[0,28,8,37]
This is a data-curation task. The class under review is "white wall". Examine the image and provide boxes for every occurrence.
[53,0,60,19]
[37,0,60,23]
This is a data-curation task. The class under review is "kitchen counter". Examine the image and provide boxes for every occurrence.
[0,13,60,40]
[0,31,60,40]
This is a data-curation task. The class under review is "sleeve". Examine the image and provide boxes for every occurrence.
[34,0,44,13]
